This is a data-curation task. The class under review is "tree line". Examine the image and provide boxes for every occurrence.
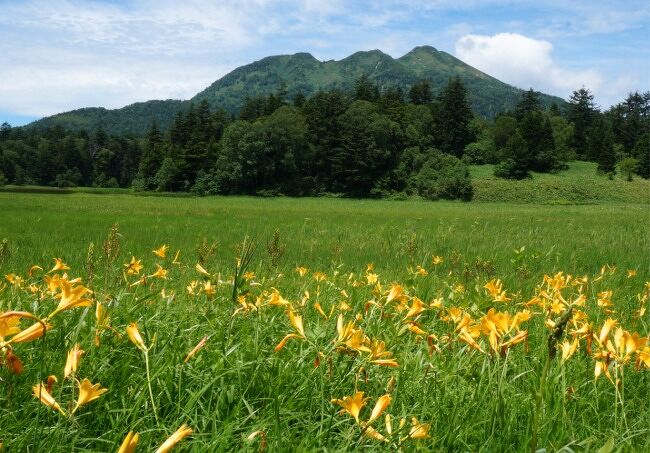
[1,77,648,199]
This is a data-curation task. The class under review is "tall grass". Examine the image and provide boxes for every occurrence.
[0,192,648,451]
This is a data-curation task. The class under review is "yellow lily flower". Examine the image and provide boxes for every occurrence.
[155,424,193,453]
[50,280,92,317]
[195,263,210,276]
[408,417,430,439]
[49,258,70,273]
[152,245,168,259]
[366,394,391,425]
[32,383,66,416]
[363,426,388,442]
[72,378,108,414]
[275,310,307,352]
[149,264,168,279]
[331,391,366,424]
[126,322,148,352]
[288,311,305,338]
[386,284,405,303]
[598,318,617,344]
[117,431,140,453]
[0,312,21,340]
[9,321,52,344]
[295,266,308,277]
[203,281,216,297]
[560,338,579,362]
[404,297,425,319]
[124,257,143,275]
[64,343,85,379]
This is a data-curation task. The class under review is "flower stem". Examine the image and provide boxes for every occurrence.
[531,353,550,453]
[144,350,159,424]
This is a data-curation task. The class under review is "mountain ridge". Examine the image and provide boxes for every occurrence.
[27,46,566,135]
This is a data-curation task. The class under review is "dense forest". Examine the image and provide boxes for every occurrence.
[1,77,648,200]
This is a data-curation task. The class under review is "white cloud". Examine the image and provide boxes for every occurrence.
[455,33,606,99]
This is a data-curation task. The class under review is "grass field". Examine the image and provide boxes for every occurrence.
[470,161,650,204]
[0,191,649,452]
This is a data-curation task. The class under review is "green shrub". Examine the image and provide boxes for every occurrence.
[191,170,220,196]
[414,150,473,201]
[494,132,530,180]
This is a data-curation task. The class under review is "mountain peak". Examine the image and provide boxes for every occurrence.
[290,52,318,61]
[403,45,439,56]
[28,45,566,135]
[343,49,392,60]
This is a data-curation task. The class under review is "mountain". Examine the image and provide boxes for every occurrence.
[27,100,187,136]
[27,46,565,135]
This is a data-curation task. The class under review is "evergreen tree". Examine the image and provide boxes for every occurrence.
[608,91,650,152]
[255,106,311,195]
[137,121,165,188]
[633,132,649,179]
[302,90,348,191]
[408,80,433,105]
[331,101,398,196]
[379,86,405,111]
[239,96,267,121]
[519,111,560,172]
[354,74,379,102]
[435,77,474,157]
[548,102,561,117]
[293,92,306,108]
[587,118,616,175]
[515,89,541,120]
[494,131,530,179]
[491,115,517,150]
[0,122,11,140]
[567,88,598,158]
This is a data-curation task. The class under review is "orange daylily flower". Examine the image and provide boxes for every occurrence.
[50,280,92,317]
[9,321,52,344]
[64,343,85,378]
[32,382,66,415]
[72,378,108,414]
[117,431,140,453]
[331,391,366,424]
[126,322,148,352]
[152,245,168,259]
[366,395,391,425]
[155,424,193,453]
[408,417,430,439]
[124,257,143,275]
[49,258,70,273]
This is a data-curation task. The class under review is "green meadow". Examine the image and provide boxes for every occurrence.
[0,180,649,451]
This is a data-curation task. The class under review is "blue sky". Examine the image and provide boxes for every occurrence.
[1,0,648,125]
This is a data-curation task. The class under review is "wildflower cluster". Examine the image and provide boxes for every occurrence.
[1,241,648,450]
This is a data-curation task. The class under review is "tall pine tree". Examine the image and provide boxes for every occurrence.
[567,88,598,158]
[588,118,616,175]
[435,77,473,157]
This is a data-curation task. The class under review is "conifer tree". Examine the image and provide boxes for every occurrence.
[567,88,598,158]
[588,118,616,175]
[435,77,473,157]
[515,89,541,120]
[633,132,649,179]
[408,80,433,105]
